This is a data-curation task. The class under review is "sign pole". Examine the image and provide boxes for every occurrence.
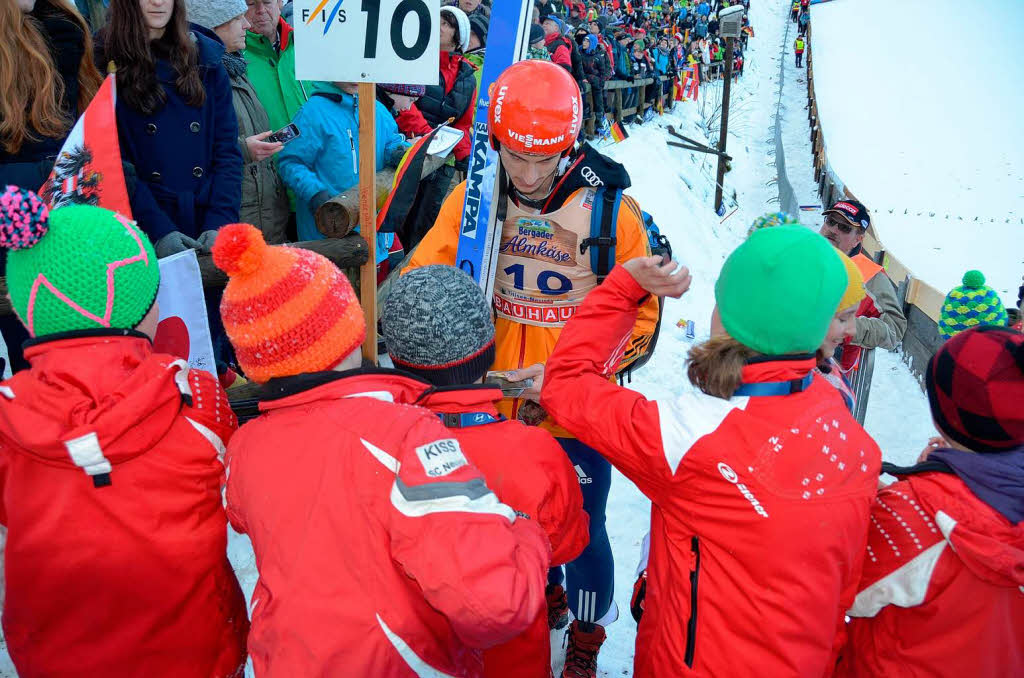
[358,82,378,364]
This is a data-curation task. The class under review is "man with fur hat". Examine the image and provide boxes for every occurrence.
[214,224,550,677]
[0,188,248,677]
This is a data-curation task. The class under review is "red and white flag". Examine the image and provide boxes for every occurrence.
[39,74,131,218]
[682,65,700,101]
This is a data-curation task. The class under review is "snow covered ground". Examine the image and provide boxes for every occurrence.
[0,1,941,675]
[809,0,1024,305]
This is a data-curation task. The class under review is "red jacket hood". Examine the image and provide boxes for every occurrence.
[416,385,503,415]
[912,473,1024,587]
[0,333,188,469]
[256,369,435,412]
[739,357,816,383]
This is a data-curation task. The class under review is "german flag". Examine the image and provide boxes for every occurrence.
[376,126,442,247]
[609,122,629,143]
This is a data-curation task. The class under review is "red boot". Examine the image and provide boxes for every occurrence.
[546,583,569,630]
[561,620,606,678]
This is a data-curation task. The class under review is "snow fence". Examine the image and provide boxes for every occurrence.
[804,23,946,381]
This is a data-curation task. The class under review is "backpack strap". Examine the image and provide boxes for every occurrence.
[581,187,620,283]
[436,411,506,428]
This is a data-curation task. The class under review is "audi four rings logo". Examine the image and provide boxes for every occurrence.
[718,462,769,518]
[581,167,603,187]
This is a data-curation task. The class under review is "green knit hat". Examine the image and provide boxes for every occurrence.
[0,186,160,338]
[715,225,847,355]
[938,270,1008,339]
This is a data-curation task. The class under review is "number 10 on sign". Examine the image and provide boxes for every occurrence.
[294,0,440,84]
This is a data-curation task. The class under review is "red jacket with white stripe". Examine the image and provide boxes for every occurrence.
[0,332,248,678]
[541,266,882,678]
[225,370,551,678]
[837,470,1024,677]
[417,384,589,678]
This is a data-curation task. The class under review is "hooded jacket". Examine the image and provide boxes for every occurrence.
[225,369,551,677]
[540,266,883,677]
[0,332,248,678]
[837,450,1024,677]
[405,144,659,438]
[416,383,589,678]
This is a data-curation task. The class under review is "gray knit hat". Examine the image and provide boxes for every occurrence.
[382,265,496,386]
[186,0,248,31]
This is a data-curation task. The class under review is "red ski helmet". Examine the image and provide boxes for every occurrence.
[488,60,582,156]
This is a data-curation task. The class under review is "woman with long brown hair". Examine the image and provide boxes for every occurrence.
[96,0,241,258]
[0,0,101,191]
[0,0,102,375]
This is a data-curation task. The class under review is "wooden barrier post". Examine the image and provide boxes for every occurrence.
[357,82,377,364]
[713,37,735,213]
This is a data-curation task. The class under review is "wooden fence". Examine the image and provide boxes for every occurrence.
[805,24,945,380]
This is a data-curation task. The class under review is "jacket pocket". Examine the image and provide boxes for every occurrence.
[685,535,700,668]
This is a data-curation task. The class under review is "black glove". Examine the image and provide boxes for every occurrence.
[154,231,200,258]
[195,229,219,254]
[310,190,331,213]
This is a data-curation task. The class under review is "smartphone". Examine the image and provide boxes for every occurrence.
[485,371,533,399]
[267,123,300,144]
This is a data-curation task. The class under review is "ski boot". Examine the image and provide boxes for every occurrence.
[561,620,606,678]
[546,584,569,630]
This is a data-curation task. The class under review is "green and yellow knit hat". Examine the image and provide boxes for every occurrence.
[0,186,160,338]
[746,211,801,237]
[938,270,1008,339]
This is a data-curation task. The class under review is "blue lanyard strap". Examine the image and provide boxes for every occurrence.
[732,372,814,397]
[437,412,506,428]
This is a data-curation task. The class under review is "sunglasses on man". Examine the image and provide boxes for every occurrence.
[825,215,859,234]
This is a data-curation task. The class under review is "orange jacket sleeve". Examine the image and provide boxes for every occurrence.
[614,194,661,372]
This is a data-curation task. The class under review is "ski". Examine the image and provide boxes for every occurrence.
[455,0,532,298]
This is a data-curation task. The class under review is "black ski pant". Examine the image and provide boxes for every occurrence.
[796,52,803,67]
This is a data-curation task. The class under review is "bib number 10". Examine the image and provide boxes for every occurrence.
[361,0,431,61]
[504,264,573,296]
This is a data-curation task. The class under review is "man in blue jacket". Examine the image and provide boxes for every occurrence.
[276,82,408,259]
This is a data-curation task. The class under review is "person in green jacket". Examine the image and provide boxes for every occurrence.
[243,0,318,132]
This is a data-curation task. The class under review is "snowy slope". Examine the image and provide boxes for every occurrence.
[0,2,939,676]
[809,0,1024,304]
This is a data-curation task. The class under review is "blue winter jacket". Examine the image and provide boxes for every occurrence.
[653,50,670,76]
[697,2,711,17]
[103,25,242,242]
[276,84,408,257]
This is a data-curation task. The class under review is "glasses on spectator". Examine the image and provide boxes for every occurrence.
[825,215,857,234]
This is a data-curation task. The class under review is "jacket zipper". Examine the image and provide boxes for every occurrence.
[348,129,358,176]
[684,536,700,668]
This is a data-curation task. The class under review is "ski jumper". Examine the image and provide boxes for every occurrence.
[419,383,590,678]
[542,266,883,677]
[225,370,550,677]
[0,333,248,678]
[407,156,658,628]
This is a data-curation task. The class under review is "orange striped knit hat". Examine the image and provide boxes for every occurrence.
[212,224,365,383]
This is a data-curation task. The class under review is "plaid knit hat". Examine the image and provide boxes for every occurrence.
[938,270,1009,339]
[926,326,1024,452]
[213,223,365,383]
[381,265,495,386]
[0,186,159,338]
[379,83,427,98]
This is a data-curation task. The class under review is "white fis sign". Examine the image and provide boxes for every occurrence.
[294,0,441,84]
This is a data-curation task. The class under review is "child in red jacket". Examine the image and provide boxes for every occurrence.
[213,224,550,677]
[381,265,590,678]
[0,188,248,678]
[837,326,1024,677]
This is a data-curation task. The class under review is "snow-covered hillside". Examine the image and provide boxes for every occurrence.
[810,0,1024,304]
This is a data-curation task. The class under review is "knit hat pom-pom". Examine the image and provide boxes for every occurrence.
[212,223,268,277]
[962,270,986,288]
[0,186,50,251]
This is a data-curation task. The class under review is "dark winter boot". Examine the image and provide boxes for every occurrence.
[546,583,569,630]
[561,620,606,677]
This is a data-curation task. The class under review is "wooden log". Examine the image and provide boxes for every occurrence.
[315,169,395,238]
[357,82,378,364]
